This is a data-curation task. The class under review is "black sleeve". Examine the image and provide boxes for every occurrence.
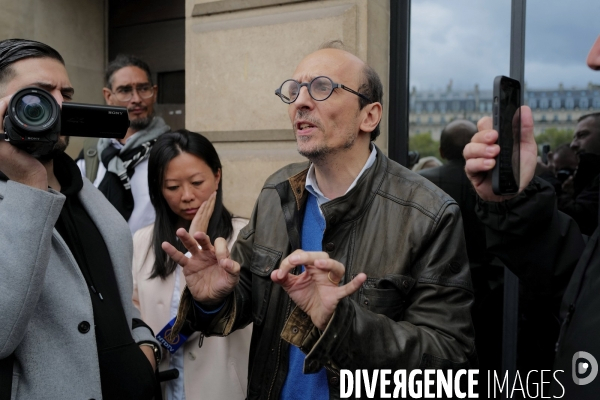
[476,177,586,300]
[557,176,599,236]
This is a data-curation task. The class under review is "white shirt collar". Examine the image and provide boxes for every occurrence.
[110,138,123,149]
[305,144,377,208]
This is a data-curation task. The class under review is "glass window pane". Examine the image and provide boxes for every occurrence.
[409,0,511,167]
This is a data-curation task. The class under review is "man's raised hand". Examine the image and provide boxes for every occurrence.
[463,105,537,202]
[271,250,366,330]
[161,229,239,307]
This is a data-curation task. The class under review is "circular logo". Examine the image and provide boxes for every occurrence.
[164,328,180,345]
[572,351,598,385]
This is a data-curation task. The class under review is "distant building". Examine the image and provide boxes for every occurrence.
[410,82,600,140]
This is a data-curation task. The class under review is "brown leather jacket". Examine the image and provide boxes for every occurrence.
[179,146,476,399]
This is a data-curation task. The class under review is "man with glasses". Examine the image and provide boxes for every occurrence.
[164,42,476,399]
[77,54,170,234]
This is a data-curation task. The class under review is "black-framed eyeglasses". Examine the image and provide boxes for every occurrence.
[275,76,371,104]
[111,84,154,102]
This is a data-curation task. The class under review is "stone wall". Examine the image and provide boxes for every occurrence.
[185,0,389,217]
[0,0,107,158]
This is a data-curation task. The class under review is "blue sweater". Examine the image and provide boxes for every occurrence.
[280,193,329,399]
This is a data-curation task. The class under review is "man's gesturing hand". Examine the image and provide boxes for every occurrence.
[271,250,367,330]
[161,229,239,307]
[463,106,537,202]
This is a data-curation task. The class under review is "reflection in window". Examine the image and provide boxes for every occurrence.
[580,97,589,108]
[529,98,538,109]
[552,97,561,109]
[565,97,574,110]
[540,98,549,109]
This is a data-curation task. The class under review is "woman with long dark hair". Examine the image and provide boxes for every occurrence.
[132,130,251,399]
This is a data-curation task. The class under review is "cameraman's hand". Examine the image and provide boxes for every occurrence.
[463,106,537,202]
[0,97,47,190]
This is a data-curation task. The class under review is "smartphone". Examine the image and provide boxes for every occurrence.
[492,76,521,195]
[541,144,551,165]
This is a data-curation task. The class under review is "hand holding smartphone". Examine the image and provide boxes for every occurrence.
[492,76,521,195]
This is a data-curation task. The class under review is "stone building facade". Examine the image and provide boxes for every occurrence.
[410,83,600,140]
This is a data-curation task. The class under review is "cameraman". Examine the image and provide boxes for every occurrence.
[463,35,600,398]
[0,39,160,399]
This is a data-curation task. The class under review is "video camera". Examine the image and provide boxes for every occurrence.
[3,87,129,157]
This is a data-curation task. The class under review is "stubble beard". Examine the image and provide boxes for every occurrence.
[296,128,358,165]
[293,110,359,165]
[129,110,155,131]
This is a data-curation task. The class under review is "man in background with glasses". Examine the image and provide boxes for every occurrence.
[76,54,170,234]
[164,41,476,399]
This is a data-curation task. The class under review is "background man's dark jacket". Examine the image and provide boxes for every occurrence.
[476,177,600,399]
[419,159,503,373]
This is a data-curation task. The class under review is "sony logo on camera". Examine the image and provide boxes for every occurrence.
[3,86,130,157]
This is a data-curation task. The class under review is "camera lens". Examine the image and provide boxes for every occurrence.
[15,94,53,126]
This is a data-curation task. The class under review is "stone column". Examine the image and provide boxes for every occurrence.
[186,0,389,217]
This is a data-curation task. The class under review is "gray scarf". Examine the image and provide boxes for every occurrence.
[96,116,170,220]
[97,116,170,178]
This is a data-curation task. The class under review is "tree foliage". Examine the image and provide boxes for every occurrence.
[409,132,440,159]
[535,127,573,151]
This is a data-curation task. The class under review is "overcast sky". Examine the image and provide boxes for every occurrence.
[410,0,600,92]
